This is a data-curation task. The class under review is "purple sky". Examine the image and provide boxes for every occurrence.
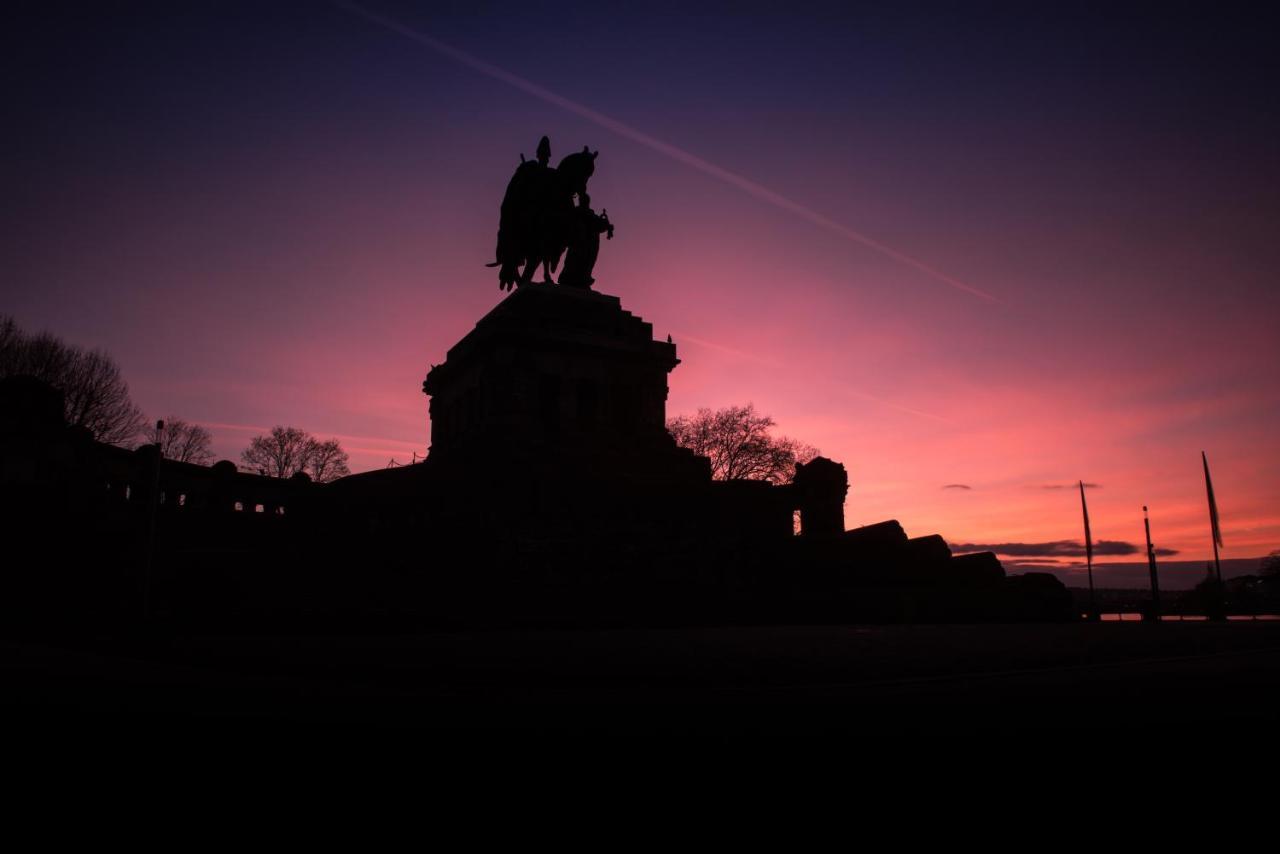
[4,2,1278,566]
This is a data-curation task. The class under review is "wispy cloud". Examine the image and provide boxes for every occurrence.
[942,483,972,490]
[335,1,1000,303]
[204,421,422,454]
[202,420,269,434]
[1041,482,1100,490]
[669,330,781,367]
[833,383,955,425]
[667,329,953,425]
[950,540,1179,558]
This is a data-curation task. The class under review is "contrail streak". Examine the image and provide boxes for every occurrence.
[670,330,783,367]
[335,1,1002,303]
[205,420,422,450]
[670,331,952,424]
[833,383,954,425]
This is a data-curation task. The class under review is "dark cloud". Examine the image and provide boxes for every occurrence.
[942,483,972,490]
[949,540,1179,558]
[1041,482,1101,490]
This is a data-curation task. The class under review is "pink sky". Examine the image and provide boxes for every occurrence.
[5,3,1277,568]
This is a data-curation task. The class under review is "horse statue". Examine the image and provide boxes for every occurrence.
[488,137,614,290]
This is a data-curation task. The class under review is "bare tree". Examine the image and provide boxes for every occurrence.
[241,426,350,482]
[145,417,215,465]
[305,437,350,483]
[0,315,21,361]
[667,403,818,483]
[0,314,144,445]
[242,426,311,478]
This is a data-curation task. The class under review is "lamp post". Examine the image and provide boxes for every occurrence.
[142,419,164,620]
[1143,505,1161,622]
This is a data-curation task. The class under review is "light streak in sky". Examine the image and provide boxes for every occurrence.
[671,331,952,424]
[335,1,1002,303]
[669,330,783,367]
[832,383,955,425]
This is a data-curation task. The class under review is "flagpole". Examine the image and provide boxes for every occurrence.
[1143,505,1161,621]
[1211,529,1222,584]
[1202,451,1223,584]
[1080,480,1097,622]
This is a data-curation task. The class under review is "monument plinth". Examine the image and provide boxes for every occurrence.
[423,285,696,478]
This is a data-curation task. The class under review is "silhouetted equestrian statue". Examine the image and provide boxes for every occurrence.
[488,136,615,291]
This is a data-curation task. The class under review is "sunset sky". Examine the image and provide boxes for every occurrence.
[5,2,1278,581]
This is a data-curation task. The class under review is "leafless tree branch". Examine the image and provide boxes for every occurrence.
[241,426,350,483]
[146,417,215,465]
[0,315,144,445]
[668,403,817,484]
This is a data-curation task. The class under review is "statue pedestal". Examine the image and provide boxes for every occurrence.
[413,285,714,559]
[423,284,692,477]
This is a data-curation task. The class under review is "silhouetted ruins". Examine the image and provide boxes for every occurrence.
[2,280,1074,627]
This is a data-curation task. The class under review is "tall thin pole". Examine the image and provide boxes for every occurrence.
[1202,451,1223,584]
[1210,529,1222,585]
[142,419,165,620]
[1143,505,1161,621]
[1080,480,1097,621]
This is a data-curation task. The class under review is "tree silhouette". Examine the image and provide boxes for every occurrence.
[241,426,350,483]
[242,427,310,478]
[305,437,350,482]
[667,403,817,483]
[0,314,144,445]
[146,417,215,465]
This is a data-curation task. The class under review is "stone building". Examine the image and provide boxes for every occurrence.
[325,284,821,582]
[1,285,1075,623]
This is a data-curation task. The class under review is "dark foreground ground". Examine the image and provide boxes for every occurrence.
[3,621,1279,738]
